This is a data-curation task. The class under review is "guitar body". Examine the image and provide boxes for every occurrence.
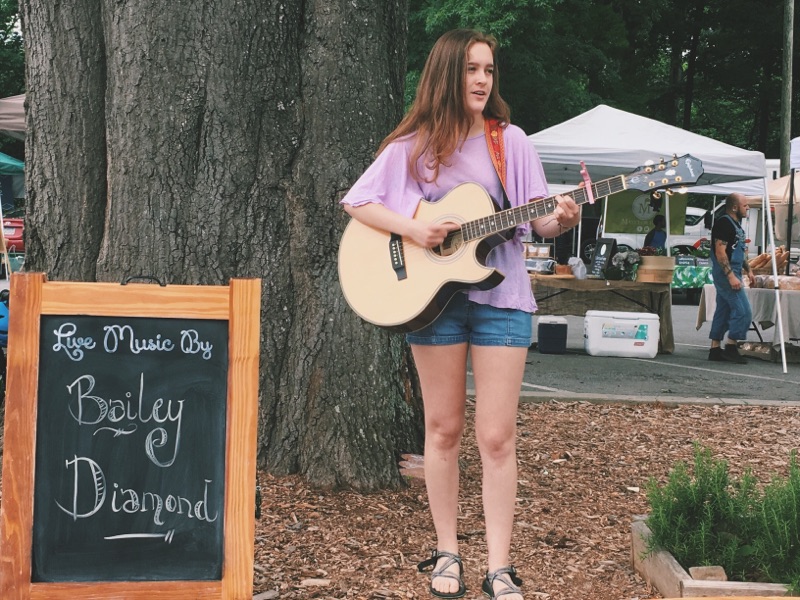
[338,183,506,332]
[338,154,704,332]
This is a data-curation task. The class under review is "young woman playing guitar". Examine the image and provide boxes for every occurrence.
[340,29,580,600]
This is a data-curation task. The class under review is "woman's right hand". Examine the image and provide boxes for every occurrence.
[407,220,461,248]
[343,202,459,249]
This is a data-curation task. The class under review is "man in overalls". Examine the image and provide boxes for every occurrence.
[708,193,754,363]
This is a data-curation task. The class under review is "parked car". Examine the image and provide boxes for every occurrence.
[2,214,23,253]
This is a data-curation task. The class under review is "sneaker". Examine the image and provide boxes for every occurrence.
[708,347,725,362]
[722,344,747,364]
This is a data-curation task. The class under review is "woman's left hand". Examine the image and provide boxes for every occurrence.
[554,194,581,229]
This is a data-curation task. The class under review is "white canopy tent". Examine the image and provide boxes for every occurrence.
[531,105,769,255]
[529,105,790,372]
[529,105,770,255]
[530,104,767,188]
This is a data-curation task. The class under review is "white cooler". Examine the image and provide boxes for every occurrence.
[584,310,659,358]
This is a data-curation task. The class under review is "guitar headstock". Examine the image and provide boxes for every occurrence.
[625,154,704,192]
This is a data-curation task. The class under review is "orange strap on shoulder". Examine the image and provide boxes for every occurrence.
[484,118,507,188]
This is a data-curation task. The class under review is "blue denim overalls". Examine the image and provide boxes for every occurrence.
[709,215,752,341]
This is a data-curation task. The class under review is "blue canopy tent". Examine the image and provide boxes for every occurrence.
[0,151,24,175]
[0,151,24,208]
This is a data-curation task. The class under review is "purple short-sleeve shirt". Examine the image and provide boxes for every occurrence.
[340,124,550,313]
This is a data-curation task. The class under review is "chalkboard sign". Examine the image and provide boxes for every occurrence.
[0,274,261,599]
[33,315,228,582]
[589,237,618,278]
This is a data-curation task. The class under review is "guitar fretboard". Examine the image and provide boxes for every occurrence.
[460,175,627,242]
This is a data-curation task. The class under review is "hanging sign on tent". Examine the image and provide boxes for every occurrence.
[603,190,687,235]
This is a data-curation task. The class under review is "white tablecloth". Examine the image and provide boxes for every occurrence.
[696,284,800,341]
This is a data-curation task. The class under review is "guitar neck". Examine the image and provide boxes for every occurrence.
[461,175,627,242]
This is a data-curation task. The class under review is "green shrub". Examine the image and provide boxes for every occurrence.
[645,444,800,591]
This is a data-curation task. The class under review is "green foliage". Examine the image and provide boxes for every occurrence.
[0,0,23,154]
[689,242,711,259]
[406,0,616,131]
[406,0,799,155]
[0,0,24,98]
[646,444,800,591]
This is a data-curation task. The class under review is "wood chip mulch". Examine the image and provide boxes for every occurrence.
[1,400,795,598]
[254,400,800,599]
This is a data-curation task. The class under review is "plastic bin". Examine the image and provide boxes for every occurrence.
[537,315,568,354]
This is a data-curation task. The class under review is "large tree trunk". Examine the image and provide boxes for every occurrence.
[20,0,422,490]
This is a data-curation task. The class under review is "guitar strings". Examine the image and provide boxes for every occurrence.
[402,174,634,255]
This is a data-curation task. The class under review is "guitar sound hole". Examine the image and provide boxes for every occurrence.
[433,231,464,258]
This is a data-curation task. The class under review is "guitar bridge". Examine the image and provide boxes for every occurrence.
[389,233,407,281]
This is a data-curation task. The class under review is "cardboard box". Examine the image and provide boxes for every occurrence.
[637,267,674,283]
[537,316,568,354]
[584,310,659,358]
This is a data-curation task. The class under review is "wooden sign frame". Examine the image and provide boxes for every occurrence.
[0,273,261,599]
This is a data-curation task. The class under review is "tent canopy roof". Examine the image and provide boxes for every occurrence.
[0,151,24,175]
[529,105,766,194]
[765,172,800,204]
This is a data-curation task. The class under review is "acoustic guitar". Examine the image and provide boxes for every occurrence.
[338,154,703,332]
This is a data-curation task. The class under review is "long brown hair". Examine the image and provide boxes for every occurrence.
[378,29,511,182]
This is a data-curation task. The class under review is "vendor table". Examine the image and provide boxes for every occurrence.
[530,274,674,353]
[696,284,800,342]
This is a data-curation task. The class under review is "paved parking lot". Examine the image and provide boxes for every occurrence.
[470,294,800,405]
[4,276,793,405]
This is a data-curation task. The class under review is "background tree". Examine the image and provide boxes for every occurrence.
[0,0,24,157]
[0,0,22,98]
[408,0,797,157]
[20,0,422,490]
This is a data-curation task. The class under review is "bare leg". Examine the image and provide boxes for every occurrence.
[472,344,527,599]
[411,343,468,596]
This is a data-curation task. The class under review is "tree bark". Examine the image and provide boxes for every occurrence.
[20,0,422,490]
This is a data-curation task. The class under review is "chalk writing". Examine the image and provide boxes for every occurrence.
[65,373,183,468]
[105,530,176,543]
[180,329,213,360]
[49,322,216,362]
[52,322,96,362]
[54,456,218,527]
[33,315,228,582]
[103,325,176,355]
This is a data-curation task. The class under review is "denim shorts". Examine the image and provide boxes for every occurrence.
[405,292,532,347]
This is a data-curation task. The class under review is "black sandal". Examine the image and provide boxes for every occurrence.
[417,550,467,599]
[482,565,523,599]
